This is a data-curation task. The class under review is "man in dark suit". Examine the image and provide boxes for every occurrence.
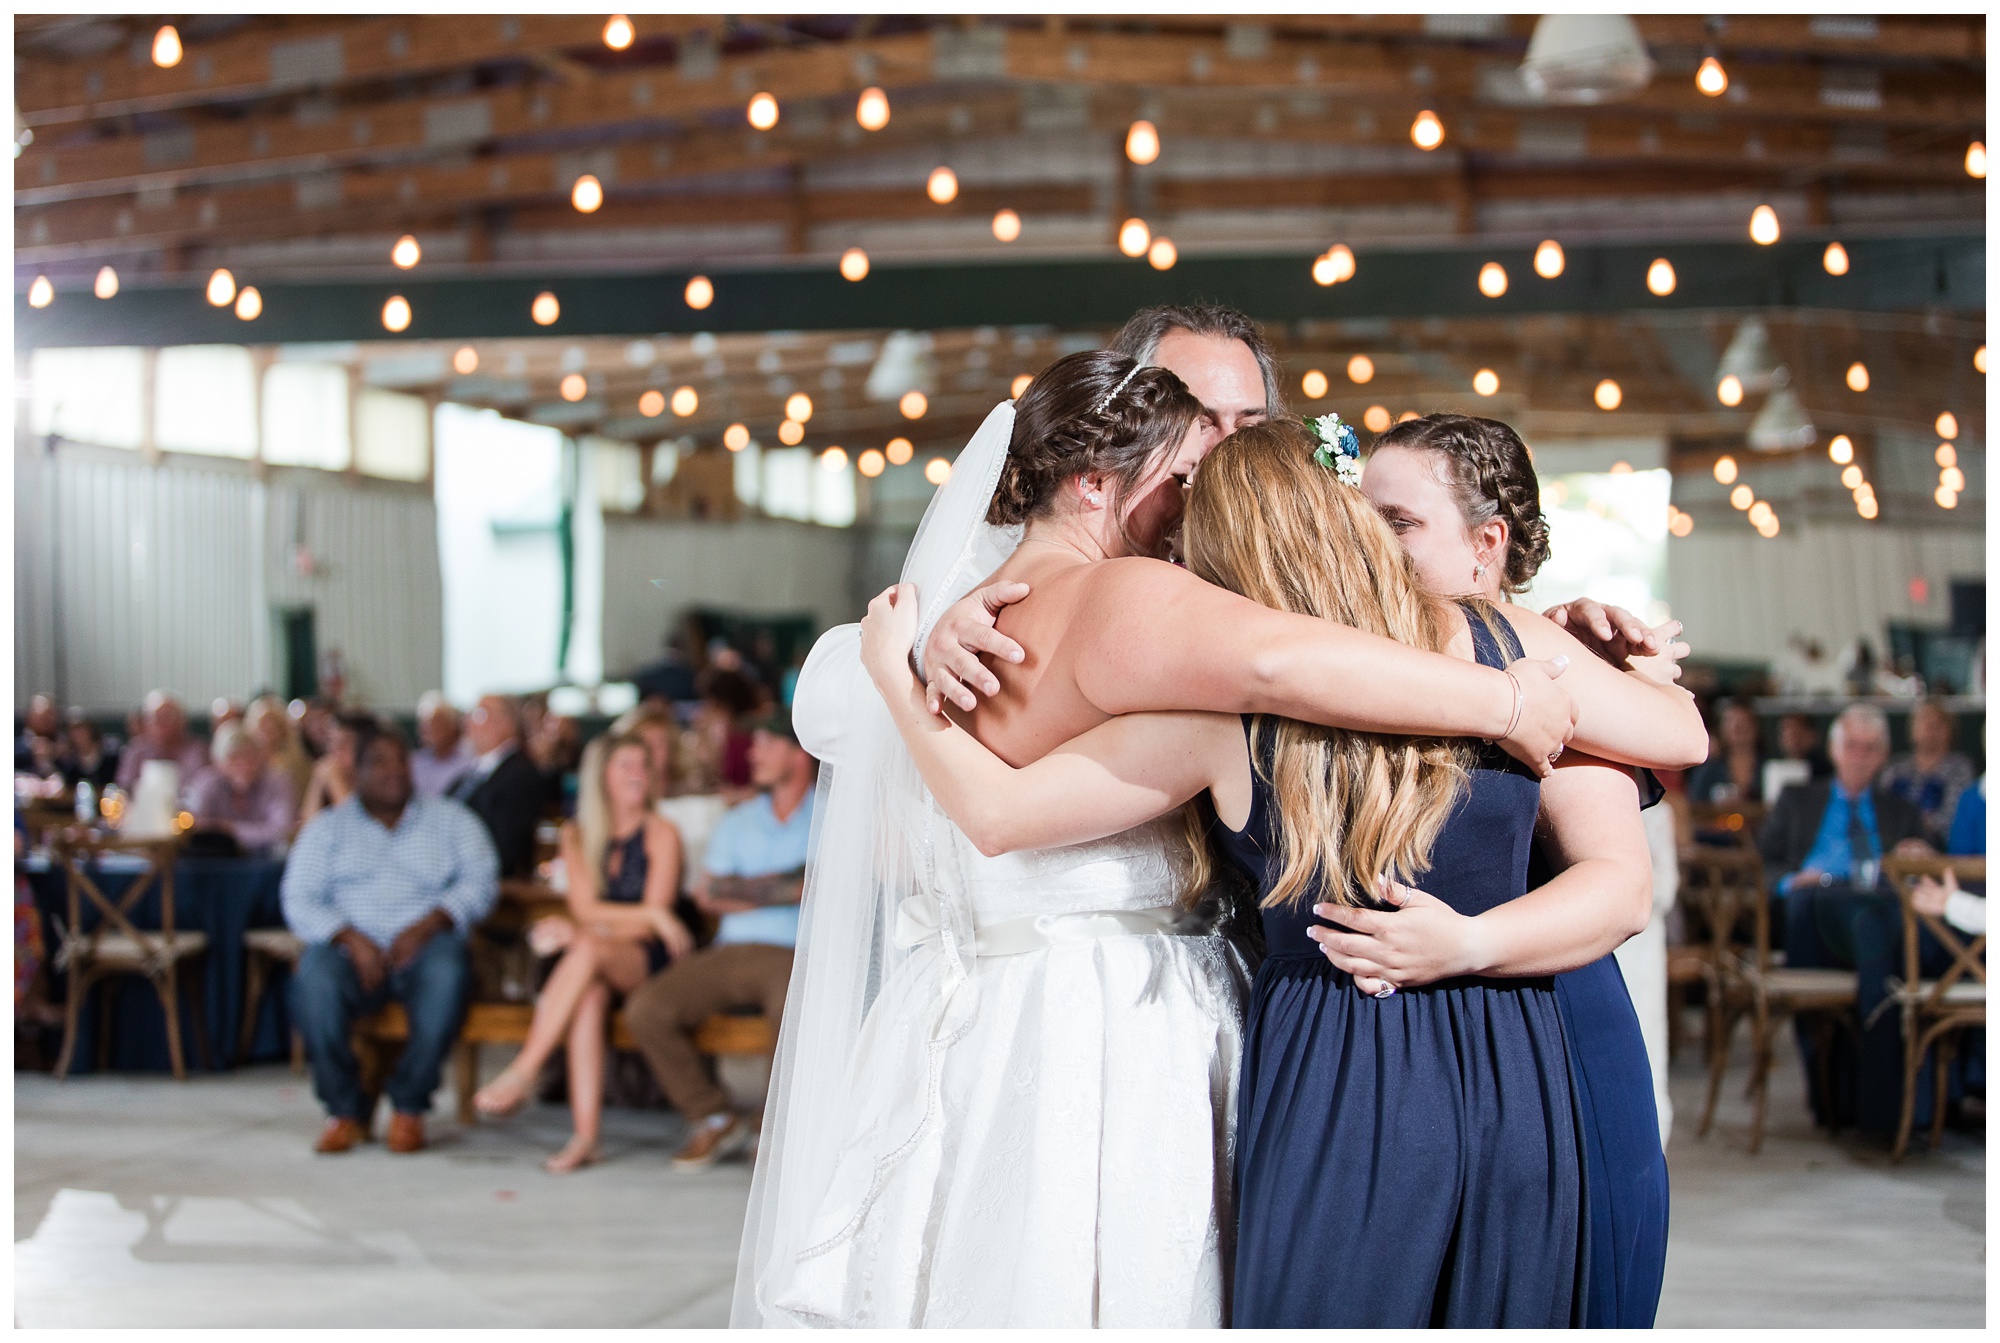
[448,694,550,878]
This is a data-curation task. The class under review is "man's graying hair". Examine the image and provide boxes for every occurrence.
[1109,305,1287,416]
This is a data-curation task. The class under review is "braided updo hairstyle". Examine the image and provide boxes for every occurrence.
[988,350,1205,532]
[1370,413,1551,593]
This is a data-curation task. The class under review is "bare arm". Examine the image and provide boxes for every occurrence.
[562,822,675,940]
[1501,604,1708,770]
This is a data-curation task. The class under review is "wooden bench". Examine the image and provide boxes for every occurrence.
[355,1001,776,1124]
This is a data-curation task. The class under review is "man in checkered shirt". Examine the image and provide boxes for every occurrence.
[283,719,499,1155]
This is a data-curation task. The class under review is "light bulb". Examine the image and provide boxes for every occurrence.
[839,248,869,281]
[821,446,848,472]
[1845,361,1869,392]
[1325,244,1355,282]
[1935,411,1959,440]
[856,87,890,132]
[1749,204,1780,245]
[785,394,813,423]
[777,418,804,445]
[602,14,635,50]
[1347,353,1374,384]
[93,266,119,299]
[992,209,1021,242]
[1935,443,1957,468]
[391,234,421,269]
[1301,370,1329,400]
[234,285,262,320]
[1594,379,1622,411]
[1009,374,1032,399]
[885,436,913,465]
[152,24,183,68]
[1473,368,1500,397]
[1669,511,1694,537]
[381,294,411,332]
[684,275,714,310]
[206,268,236,306]
[670,385,698,417]
[927,166,959,204]
[924,457,952,486]
[900,390,928,419]
[1118,218,1151,258]
[1696,56,1728,96]
[1713,454,1739,484]
[724,423,750,451]
[1941,466,1966,492]
[1976,345,1987,374]
[1125,119,1160,165]
[532,291,560,325]
[1935,485,1959,509]
[453,346,479,375]
[638,389,665,417]
[1477,262,1508,298]
[560,373,587,402]
[1646,258,1676,296]
[27,275,53,308]
[1757,515,1780,538]
[1828,435,1854,464]
[1968,141,1987,179]
[1857,496,1879,519]
[571,174,604,213]
[1533,239,1565,279]
[1312,255,1338,286]
[1147,237,1177,270]
[1823,241,1849,276]
[1410,110,1444,151]
[1748,500,1773,526]
[1363,405,1391,433]
[1730,484,1754,510]
[747,92,779,131]
[1716,374,1744,407]
[858,449,886,477]
[1842,465,1864,489]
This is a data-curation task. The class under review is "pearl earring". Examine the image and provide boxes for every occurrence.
[1087,491,1103,506]
[1473,561,1487,580]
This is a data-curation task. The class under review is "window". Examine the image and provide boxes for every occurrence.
[155,345,258,457]
[263,362,350,470]
[733,438,763,510]
[812,457,857,527]
[591,438,645,512]
[760,447,812,521]
[355,387,430,481]
[28,347,145,450]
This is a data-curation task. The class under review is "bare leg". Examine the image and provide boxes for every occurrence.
[474,938,603,1117]
[547,981,610,1173]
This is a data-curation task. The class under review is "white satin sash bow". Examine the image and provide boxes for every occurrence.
[895,895,1209,958]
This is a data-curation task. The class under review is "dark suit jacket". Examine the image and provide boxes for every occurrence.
[454,748,549,878]
[1758,778,1927,891]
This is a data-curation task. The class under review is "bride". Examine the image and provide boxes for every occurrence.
[733,353,1701,1328]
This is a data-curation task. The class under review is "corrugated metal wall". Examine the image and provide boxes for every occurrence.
[14,446,442,711]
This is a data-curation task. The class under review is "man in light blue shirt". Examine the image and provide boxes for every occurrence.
[283,722,498,1156]
[625,708,816,1171]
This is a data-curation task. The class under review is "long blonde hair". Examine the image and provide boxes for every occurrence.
[1180,419,1476,910]
[575,731,660,879]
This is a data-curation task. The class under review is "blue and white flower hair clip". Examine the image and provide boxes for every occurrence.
[1309,412,1362,485]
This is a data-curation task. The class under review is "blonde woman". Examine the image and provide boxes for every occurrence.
[856,420,1657,1326]
[473,732,694,1172]
[613,701,687,800]
[246,696,313,811]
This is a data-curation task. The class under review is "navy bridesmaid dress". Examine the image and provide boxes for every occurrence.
[1217,610,1584,1328]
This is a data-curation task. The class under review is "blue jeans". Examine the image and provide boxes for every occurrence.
[292,932,470,1120]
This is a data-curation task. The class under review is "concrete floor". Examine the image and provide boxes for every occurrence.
[15,1030,1985,1328]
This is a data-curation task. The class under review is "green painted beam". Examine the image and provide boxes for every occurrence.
[15,232,1983,348]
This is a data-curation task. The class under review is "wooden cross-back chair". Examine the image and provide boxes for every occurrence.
[1681,844,1857,1153]
[47,831,210,1081]
[1882,855,1986,1160]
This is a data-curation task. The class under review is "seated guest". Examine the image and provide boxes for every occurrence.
[186,723,298,857]
[1880,700,1978,846]
[282,722,498,1154]
[1776,712,1833,782]
[16,694,60,776]
[689,669,766,797]
[295,697,338,759]
[471,732,695,1171]
[528,711,584,805]
[210,698,245,732]
[411,692,475,798]
[448,695,550,878]
[625,710,814,1171]
[1687,698,1767,803]
[1947,772,1986,857]
[55,712,119,794]
[618,700,688,800]
[246,695,313,810]
[300,712,372,826]
[114,691,210,792]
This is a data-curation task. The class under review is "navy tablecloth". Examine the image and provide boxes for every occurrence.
[27,856,295,1073]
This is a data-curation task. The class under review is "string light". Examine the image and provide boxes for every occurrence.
[1936,443,1957,468]
[1935,485,1959,509]
[1823,241,1849,276]
[1301,370,1329,400]
[532,291,560,325]
[900,390,928,419]
[1668,507,1694,537]
[560,373,588,402]
[390,234,422,269]
[856,87,890,132]
[924,457,952,485]
[571,174,604,213]
[152,24,183,68]
[1936,412,1959,439]
[1730,484,1754,510]
[1347,353,1374,384]
[1533,240,1565,279]
[639,389,665,417]
[1594,378,1622,411]
[381,295,411,332]
[747,92,779,131]
[992,209,1021,242]
[1125,119,1161,165]
[1645,258,1676,296]
[1968,141,1987,179]
[602,14,635,50]
[1976,345,1988,374]
[777,419,805,445]
[926,166,959,205]
[1857,495,1879,519]
[684,275,713,310]
[26,275,53,308]
[1473,368,1500,397]
[670,386,698,417]
[858,448,886,477]
[1713,455,1739,484]
[1363,405,1391,433]
[1716,374,1744,407]
[1398,411,1421,424]
[234,286,262,320]
[206,269,237,306]
[1313,244,1356,286]
[93,266,119,299]
[1748,204,1780,245]
[724,423,750,451]
[1756,513,1780,538]
[886,436,914,465]
[1147,237,1177,270]
[1118,218,1151,258]
[1829,435,1854,464]
[1477,262,1508,298]
[1009,374,1032,399]
[453,347,479,375]
[1748,500,1773,527]
[1941,466,1966,492]
[1845,362,1869,392]
[785,393,814,423]
[839,248,869,281]
[821,446,848,472]
[1695,56,1728,96]
[1841,465,1864,489]
[1410,110,1444,151]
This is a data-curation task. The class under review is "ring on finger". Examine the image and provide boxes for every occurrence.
[1370,982,1397,999]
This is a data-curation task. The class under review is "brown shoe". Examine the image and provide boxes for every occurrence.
[672,1113,750,1172]
[385,1111,426,1154]
[314,1117,368,1154]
